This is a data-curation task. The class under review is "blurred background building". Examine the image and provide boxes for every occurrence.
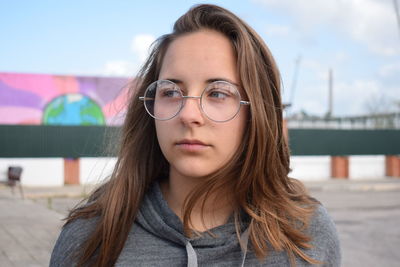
[0,71,399,186]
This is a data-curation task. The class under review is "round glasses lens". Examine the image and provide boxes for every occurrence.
[144,80,182,120]
[201,81,241,122]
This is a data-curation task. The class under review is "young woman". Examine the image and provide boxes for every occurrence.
[51,4,340,267]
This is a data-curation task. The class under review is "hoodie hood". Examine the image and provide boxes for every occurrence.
[136,182,249,267]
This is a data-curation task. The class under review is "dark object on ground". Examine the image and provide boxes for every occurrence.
[5,166,24,198]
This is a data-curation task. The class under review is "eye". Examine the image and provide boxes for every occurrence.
[161,89,181,98]
[206,82,236,101]
[156,81,182,99]
[208,90,229,99]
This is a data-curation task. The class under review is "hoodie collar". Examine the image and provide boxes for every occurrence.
[136,182,250,266]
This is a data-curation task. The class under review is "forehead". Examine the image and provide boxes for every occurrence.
[159,30,239,85]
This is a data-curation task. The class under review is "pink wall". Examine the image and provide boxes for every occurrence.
[0,72,131,125]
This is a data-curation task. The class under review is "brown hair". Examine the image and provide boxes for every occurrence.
[66,4,320,266]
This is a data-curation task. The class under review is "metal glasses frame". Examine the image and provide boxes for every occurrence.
[139,80,250,122]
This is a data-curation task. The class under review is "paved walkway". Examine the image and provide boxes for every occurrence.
[0,184,97,266]
[0,188,63,267]
[0,178,399,266]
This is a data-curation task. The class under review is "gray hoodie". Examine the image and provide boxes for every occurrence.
[50,183,341,266]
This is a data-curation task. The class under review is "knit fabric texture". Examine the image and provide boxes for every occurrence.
[50,183,341,266]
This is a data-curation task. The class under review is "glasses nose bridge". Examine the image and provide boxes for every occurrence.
[182,94,201,99]
[180,94,203,113]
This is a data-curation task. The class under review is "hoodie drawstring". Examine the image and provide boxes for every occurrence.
[185,228,250,267]
[186,241,198,267]
[239,228,250,267]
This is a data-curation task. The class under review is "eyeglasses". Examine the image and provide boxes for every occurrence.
[139,80,250,122]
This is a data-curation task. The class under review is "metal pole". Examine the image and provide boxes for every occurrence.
[288,55,302,112]
[328,68,333,118]
[394,0,400,40]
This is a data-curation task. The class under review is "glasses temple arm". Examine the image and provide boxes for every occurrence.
[139,97,155,101]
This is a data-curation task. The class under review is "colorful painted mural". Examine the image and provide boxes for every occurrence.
[0,72,130,125]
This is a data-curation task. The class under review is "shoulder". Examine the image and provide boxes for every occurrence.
[50,217,98,267]
[306,204,341,266]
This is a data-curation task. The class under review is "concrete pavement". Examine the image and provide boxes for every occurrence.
[0,178,399,267]
[311,189,400,267]
[0,188,63,267]
[0,183,97,267]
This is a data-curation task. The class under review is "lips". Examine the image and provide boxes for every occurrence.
[175,139,210,152]
[176,139,208,145]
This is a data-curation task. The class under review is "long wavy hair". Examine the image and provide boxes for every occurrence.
[66,4,320,266]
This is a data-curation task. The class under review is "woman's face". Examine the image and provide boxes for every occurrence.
[155,30,248,179]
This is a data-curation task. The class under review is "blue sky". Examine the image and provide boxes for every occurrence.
[1,0,399,116]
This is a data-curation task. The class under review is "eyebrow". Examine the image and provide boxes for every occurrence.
[164,78,240,87]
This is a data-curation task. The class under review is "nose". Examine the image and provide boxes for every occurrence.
[178,96,205,126]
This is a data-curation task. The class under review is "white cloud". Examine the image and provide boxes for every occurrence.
[101,34,156,77]
[265,24,290,36]
[253,0,400,56]
[289,70,400,116]
[301,59,327,80]
[131,34,156,62]
[320,79,398,115]
[299,51,350,83]
[379,62,400,77]
[256,0,400,116]
[103,60,137,76]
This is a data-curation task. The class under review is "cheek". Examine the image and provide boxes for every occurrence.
[232,109,248,138]
[155,122,171,153]
[217,113,247,155]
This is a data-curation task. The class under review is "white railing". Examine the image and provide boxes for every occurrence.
[286,112,400,129]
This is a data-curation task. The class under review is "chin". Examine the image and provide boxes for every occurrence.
[172,163,217,179]
[179,169,212,179]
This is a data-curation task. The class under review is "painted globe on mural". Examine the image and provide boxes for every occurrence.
[43,94,105,125]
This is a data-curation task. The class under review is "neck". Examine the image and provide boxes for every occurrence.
[160,169,234,232]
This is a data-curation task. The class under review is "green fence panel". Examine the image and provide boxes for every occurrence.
[0,125,120,158]
[289,129,400,155]
[0,126,399,157]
